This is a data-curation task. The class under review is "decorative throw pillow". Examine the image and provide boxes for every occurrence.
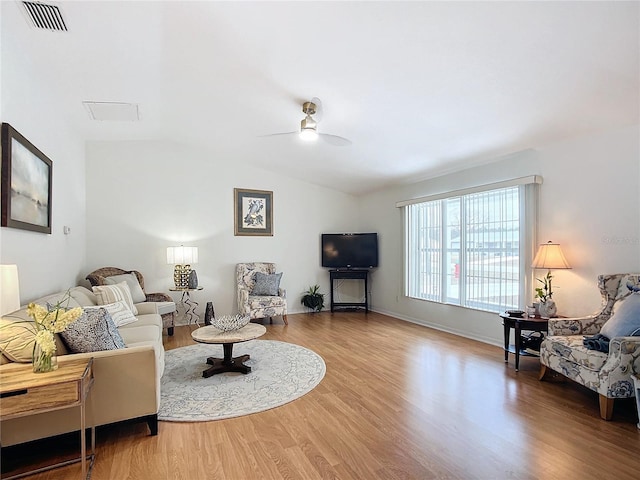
[60,307,126,353]
[92,282,138,315]
[251,272,282,296]
[103,273,146,304]
[84,301,138,327]
[0,318,36,363]
[601,293,640,339]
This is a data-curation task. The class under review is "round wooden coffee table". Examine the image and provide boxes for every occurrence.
[191,323,266,377]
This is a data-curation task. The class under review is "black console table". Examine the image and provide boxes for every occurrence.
[329,269,369,312]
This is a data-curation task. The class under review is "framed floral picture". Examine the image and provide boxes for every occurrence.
[1,123,53,234]
[234,188,273,236]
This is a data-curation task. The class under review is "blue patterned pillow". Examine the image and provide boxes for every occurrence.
[251,272,282,296]
[60,307,126,353]
[601,293,640,339]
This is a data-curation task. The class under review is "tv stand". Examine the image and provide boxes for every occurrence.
[329,269,368,312]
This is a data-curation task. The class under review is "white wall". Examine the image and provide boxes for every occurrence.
[85,141,358,317]
[358,125,640,346]
[0,6,86,302]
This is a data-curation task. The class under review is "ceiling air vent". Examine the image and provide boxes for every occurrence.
[82,102,140,122]
[22,1,67,31]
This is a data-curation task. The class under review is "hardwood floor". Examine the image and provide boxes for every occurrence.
[2,311,639,479]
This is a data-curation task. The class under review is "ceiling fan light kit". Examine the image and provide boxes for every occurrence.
[262,97,352,146]
[300,113,318,141]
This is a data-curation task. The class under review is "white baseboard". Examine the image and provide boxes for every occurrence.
[368,307,503,349]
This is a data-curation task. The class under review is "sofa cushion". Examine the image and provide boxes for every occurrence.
[85,301,138,327]
[248,295,286,310]
[92,282,138,315]
[120,313,163,330]
[103,273,146,304]
[119,324,162,346]
[601,292,640,339]
[543,335,608,371]
[60,307,126,353]
[251,272,282,296]
[68,286,99,307]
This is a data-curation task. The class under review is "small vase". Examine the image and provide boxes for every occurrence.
[32,341,57,373]
[538,299,557,319]
[204,301,215,326]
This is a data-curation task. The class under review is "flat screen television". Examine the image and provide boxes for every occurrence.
[321,233,379,269]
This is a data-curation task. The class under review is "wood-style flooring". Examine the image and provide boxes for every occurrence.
[2,311,639,479]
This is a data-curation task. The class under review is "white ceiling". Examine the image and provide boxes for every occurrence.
[3,1,639,195]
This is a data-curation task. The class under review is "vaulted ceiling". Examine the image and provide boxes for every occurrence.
[3,1,639,194]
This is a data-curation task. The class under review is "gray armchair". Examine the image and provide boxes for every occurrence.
[236,263,288,325]
[86,267,176,336]
[539,273,640,419]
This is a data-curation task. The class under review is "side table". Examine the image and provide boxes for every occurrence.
[329,269,369,312]
[170,286,203,325]
[500,313,548,371]
[0,358,95,479]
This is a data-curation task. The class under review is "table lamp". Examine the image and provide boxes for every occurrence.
[531,241,571,316]
[167,246,198,289]
[0,265,21,316]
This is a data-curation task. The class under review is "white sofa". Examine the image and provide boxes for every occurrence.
[0,286,165,446]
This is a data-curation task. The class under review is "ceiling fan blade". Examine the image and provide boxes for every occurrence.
[319,133,352,146]
[257,132,298,138]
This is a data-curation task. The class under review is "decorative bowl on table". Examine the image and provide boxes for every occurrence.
[210,314,250,332]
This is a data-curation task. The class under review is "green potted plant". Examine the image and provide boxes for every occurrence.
[301,285,325,313]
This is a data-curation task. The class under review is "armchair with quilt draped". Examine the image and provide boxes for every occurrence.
[539,273,640,420]
[86,267,177,336]
[236,263,288,325]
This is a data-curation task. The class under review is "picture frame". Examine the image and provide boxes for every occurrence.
[1,123,53,234]
[234,188,273,236]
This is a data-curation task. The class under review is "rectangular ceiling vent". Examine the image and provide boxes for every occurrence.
[82,102,140,122]
[21,1,67,31]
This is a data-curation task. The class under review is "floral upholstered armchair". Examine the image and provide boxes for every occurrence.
[539,273,640,420]
[86,267,176,336]
[236,263,288,325]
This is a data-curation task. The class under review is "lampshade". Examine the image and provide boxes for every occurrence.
[166,246,198,265]
[532,241,571,270]
[0,265,21,316]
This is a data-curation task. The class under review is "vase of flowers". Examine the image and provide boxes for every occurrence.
[27,295,82,373]
[535,271,557,319]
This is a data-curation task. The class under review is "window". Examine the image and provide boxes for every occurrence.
[401,177,539,313]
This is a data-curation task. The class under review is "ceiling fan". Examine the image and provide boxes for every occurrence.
[261,97,352,146]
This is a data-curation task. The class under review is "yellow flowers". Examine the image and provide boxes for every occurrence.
[34,330,56,356]
[27,302,82,334]
[26,291,83,373]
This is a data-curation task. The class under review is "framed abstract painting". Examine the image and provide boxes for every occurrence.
[1,123,52,234]
[234,188,273,236]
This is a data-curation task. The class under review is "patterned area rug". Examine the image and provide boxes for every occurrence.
[159,340,326,422]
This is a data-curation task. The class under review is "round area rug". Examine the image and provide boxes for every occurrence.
[159,340,326,422]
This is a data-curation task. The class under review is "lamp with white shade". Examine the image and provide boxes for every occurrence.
[531,241,571,318]
[0,265,21,316]
[167,246,199,289]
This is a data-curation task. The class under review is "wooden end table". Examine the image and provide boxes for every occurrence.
[191,323,266,377]
[0,358,95,479]
[500,312,549,372]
